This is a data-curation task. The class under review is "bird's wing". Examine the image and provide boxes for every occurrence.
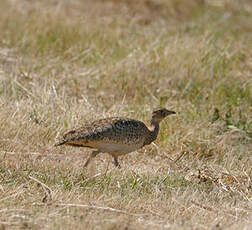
[55,117,148,146]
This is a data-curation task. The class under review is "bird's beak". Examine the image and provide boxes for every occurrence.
[167,110,176,115]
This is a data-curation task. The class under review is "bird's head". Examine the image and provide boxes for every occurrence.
[151,108,176,123]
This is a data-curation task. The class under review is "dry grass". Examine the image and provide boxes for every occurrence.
[0,0,251,229]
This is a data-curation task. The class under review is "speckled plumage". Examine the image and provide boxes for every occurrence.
[55,108,176,167]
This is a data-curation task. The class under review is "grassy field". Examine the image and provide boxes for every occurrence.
[0,0,251,229]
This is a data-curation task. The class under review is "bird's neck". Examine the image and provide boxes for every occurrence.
[144,120,160,145]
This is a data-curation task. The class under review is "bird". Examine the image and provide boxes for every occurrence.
[55,108,176,168]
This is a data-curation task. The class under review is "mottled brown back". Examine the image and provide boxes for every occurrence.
[56,117,150,148]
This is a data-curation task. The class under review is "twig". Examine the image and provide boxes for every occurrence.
[0,151,41,155]
[174,151,188,163]
[29,176,53,202]
[57,203,144,217]
[0,151,59,156]
[0,151,67,160]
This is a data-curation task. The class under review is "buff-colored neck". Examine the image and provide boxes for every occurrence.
[144,119,160,145]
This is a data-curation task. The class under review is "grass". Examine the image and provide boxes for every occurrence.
[0,0,251,229]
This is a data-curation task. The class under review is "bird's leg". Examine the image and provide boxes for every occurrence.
[83,150,100,168]
[113,156,121,168]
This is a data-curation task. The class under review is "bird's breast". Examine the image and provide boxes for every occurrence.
[95,141,144,155]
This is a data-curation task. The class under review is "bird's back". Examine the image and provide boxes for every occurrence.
[56,117,149,153]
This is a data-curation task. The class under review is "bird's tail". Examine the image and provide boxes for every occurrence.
[54,140,66,147]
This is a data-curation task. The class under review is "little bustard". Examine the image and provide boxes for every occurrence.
[55,108,176,167]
